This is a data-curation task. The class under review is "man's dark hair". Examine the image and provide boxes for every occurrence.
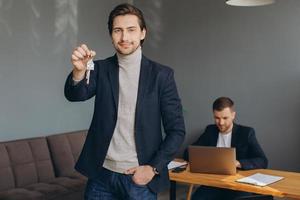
[108,3,147,44]
[213,97,234,111]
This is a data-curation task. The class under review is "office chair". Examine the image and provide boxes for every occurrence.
[234,194,273,200]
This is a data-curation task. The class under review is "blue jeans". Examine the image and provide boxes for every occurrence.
[84,168,157,200]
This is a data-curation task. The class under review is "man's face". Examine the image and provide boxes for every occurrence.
[111,14,146,55]
[213,107,236,134]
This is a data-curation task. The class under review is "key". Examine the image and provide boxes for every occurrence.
[86,58,94,84]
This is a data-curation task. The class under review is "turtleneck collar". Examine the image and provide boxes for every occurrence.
[117,46,142,68]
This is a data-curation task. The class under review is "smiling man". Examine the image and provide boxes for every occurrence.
[64,3,185,200]
[184,97,268,200]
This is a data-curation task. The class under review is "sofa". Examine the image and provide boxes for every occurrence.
[0,130,87,200]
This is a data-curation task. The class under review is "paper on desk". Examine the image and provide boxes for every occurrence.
[168,161,187,170]
[236,173,284,186]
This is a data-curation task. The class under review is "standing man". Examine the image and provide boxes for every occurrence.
[64,3,185,200]
[184,97,268,200]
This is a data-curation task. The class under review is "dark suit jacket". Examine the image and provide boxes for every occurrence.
[184,124,268,170]
[64,55,185,193]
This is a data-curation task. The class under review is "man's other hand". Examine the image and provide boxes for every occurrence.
[125,165,155,185]
[236,160,241,168]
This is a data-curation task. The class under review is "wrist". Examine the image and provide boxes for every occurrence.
[150,165,159,175]
[72,69,86,81]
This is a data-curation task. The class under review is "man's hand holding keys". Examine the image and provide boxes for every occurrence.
[71,44,96,81]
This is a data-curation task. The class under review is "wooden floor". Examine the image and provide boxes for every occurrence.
[157,184,291,200]
[158,185,189,200]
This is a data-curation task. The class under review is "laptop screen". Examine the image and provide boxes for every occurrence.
[188,145,236,175]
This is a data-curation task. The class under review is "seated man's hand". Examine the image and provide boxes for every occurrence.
[125,165,155,185]
[236,160,241,168]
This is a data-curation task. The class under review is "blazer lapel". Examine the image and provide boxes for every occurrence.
[231,123,238,147]
[108,55,119,110]
[135,56,151,124]
[211,126,219,146]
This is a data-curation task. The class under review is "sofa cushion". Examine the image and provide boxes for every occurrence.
[48,177,86,191]
[0,138,55,190]
[0,188,44,200]
[0,145,15,191]
[3,141,38,188]
[47,130,87,177]
[51,190,84,200]
[67,171,87,180]
[29,139,56,182]
[25,182,69,200]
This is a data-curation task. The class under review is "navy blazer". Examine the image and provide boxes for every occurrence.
[64,55,185,193]
[184,124,268,170]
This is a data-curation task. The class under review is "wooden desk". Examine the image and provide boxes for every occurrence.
[169,167,300,200]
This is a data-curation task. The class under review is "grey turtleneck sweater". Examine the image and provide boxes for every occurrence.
[103,47,142,173]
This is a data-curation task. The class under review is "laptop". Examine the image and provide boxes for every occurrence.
[188,145,236,175]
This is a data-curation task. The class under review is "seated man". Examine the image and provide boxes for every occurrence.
[184,97,268,200]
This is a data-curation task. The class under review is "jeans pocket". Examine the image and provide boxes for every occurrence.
[128,175,148,188]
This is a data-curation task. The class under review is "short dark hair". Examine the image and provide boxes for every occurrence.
[108,3,147,44]
[213,97,234,111]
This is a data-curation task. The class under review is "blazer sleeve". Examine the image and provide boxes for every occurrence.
[239,128,268,170]
[148,69,186,173]
[64,63,98,102]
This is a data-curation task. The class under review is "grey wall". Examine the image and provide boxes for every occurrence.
[0,0,299,172]
[140,0,300,172]
[0,0,123,140]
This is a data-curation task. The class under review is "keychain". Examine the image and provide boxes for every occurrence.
[86,58,94,84]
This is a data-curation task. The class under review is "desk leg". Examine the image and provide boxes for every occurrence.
[170,181,176,200]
